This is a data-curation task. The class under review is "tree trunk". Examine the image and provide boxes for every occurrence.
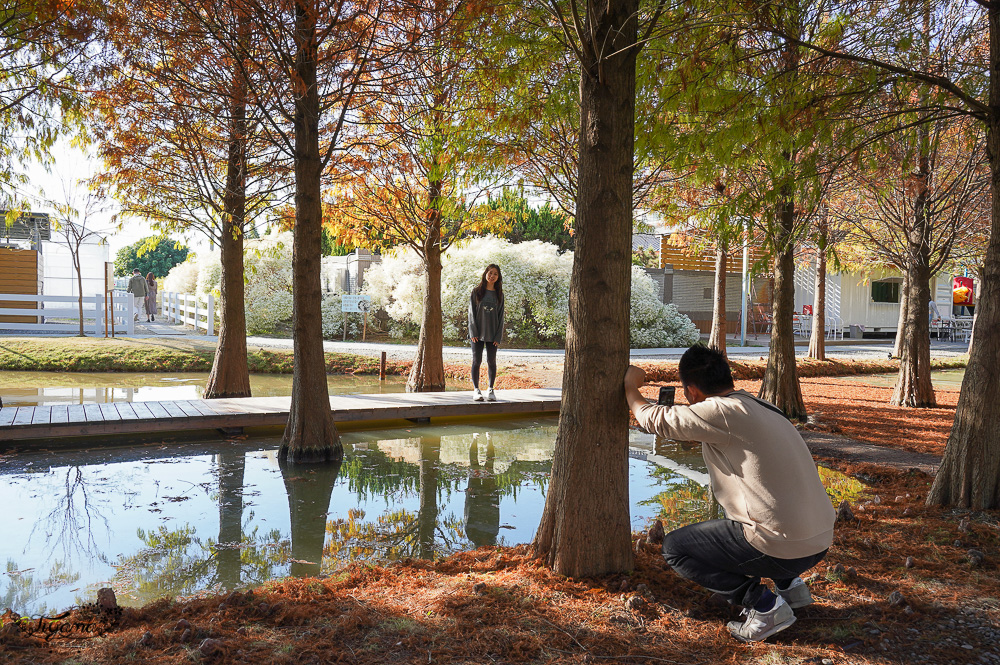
[891,117,936,407]
[407,188,446,392]
[708,245,728,358]
[927,3,1000,508]
[759,191,807,420]
[808,213,827,360]
[206,27,251,399]
[280,0,341,463]
[534,0,637,577]
[280,457,341,577]
[893,270,910,358]
[417,436,441,559]
[891,264,935,406]
[216,449,245,590]
[75,251,85,337]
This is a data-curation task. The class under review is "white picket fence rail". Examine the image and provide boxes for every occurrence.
[161,291,215,335]
[0,291,137,336]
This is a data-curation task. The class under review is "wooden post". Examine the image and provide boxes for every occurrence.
[363,311,368,342]
[380,351,386,381]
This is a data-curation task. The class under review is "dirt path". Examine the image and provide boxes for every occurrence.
[801,431,940,474]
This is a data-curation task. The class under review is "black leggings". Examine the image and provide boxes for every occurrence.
[471,340,498,389]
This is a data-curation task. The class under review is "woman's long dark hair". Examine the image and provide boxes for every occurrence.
[474,264,503,303]
[146,272,156,286]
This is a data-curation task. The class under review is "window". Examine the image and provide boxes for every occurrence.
[871,280,901,303]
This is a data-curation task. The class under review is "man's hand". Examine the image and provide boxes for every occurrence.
[624,365,646,390]
[624,364,652,424]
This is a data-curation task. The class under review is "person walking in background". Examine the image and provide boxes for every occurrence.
[468,263,504,402]
[126,268,148,322]
[144,272,158,322]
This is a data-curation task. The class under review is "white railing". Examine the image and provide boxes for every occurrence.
[161,291,215,335]
[0,291,136,336]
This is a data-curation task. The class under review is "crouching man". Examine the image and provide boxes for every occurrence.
[624,345,835,642]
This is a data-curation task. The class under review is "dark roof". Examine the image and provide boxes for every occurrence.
[632,233,660,252]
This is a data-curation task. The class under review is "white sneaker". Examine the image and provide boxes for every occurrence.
[776,577,813,609]
[727,595,795,642]
[486,388,496,402]
[473,389,484,401]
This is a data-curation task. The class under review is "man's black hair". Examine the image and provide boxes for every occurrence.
[678,345,735,394]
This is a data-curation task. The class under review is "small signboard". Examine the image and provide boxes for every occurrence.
[341,294,372,313]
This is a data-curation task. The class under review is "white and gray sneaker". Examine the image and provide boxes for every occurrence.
[777,577,814,609]
[473,388,484,401]
[727,595,796,642]
[486,388,497,401]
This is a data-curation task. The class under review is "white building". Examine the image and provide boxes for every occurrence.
[42,238,111,297]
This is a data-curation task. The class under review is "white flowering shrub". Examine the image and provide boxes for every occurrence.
[630,266,701,348]
[162,232,295,335]
[164,259,200,295]
[321,294,365,339]
[363,236,700,347]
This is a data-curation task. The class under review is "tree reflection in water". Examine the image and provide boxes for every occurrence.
[325,430,553,564]
[279,458,342,578]
[30,466,112,566]
[112,451,288,606]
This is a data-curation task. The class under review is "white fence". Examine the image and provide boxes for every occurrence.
[0,291,137,336]
[161,291,215,335]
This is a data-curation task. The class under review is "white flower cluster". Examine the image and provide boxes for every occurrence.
[163,234,288,335]
[629,265,701,348]
[363,236,701,348]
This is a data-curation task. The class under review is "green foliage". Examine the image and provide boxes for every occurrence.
[114,236,189,278]
[321,227,353,256]
[632,248,659,268]
[487,189,574,251]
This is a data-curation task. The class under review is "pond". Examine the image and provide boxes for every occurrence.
[0,418,862,617]
[0,371,410,407]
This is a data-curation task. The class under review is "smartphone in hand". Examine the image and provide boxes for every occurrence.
[657,386,675,406]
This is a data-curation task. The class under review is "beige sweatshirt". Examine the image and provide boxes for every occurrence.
[634,389,835,559]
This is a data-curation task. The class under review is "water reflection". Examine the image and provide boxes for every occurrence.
[0,371,409,407]
[281,459,342,578]
[0,418,861,616]
[465,433,500,548]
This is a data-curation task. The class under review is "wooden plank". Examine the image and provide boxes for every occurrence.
[145,402,172,419]
[187,400,219,417]
[160,401,187,418]
[49,406,69,424]
[83,403,104,422]
[98,403,122,421]
[174,401,205,418]
[131,402,155,420]
[12,407,35,427]
[31,407,52,425]
[115,403,140,420]
[0,408,16,427]
[0,389,562,443]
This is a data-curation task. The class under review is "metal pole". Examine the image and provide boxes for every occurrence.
[740,217,750,347]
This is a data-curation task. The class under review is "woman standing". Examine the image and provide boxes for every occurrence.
[468,263,504,401]
[144,272,158,322]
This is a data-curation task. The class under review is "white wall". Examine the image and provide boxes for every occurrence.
[42,239,110,297]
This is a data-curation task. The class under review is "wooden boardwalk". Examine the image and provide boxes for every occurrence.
[0,389,561,444]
